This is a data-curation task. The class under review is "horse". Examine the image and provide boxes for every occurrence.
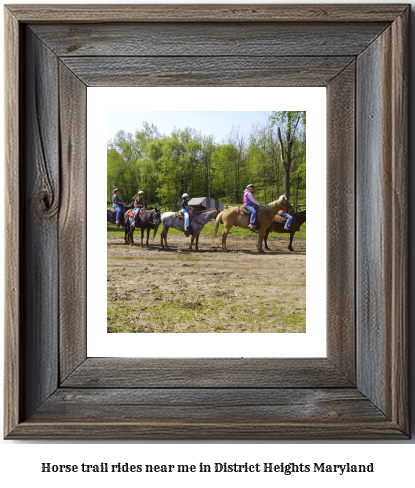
[263,210,306,252]
[107,202,134,228]
[160,207,220,251]
[124,208,161,247]
[212,195,292,252]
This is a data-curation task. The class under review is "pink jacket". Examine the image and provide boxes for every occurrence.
[243,189,260,206]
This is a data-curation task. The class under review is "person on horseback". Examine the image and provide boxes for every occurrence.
[112,188,125,226]
[243,184,261,231]
[181,193,191,237]
[134,190,147,223]
[277,195,293,230]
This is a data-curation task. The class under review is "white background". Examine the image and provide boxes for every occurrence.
[1,0,414,487]
[88,86,326,358]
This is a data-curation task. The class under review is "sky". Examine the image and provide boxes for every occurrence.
[107,111,274,144]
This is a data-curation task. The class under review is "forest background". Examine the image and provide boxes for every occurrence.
[107,111,306,210]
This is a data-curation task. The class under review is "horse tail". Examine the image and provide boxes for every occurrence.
[153,224,159,239]
[212,211,224,242]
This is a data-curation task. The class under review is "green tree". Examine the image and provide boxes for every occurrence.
[270,111,306,201]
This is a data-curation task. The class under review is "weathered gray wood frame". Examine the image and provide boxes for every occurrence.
[4,4,409,439]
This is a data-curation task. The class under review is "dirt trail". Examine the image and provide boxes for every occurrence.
[107,235,306,333]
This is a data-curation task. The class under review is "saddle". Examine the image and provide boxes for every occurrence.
[237,204,260,215]
[175,210,193,221]
[273,214,288,223]
[237,206,251,216]
[128,208,145,219]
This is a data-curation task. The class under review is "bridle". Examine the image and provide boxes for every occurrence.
[141,209,161,226]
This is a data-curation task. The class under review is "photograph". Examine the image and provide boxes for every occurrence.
[3,0,410,445]
[106,111,306,334]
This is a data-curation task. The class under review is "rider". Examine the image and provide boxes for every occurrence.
[243,184,261,231]
[277,195,293,230]
[134,190,147,223]
[112,188,125,226]
[181,193,191,237]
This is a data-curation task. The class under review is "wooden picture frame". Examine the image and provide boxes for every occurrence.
[4,4,409,439]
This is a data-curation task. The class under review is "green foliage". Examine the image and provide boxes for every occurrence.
[108,115,306,210]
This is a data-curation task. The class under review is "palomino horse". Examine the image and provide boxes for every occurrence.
[161,207,220,251]
[264,210,306,252]
[212,195,292,252]
[124,208,161,247]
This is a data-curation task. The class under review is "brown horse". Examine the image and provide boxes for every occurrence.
[264,210,306,252]
[212,195,292,252]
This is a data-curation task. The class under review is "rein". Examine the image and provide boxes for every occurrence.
[141,210,160,226]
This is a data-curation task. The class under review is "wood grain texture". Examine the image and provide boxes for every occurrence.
[356,10,408,428]
[7,422,406,441]
[31,22,388,57]
[21,28,60,420]
[4,6,21,438]
[389,8,409,432]
[62,358,352,388]
[61,56,354,87]
[4,5,410,440]
[58,63,88,382]
[32,388,386,423]
[6,4,409,23]
[326,62,356,383]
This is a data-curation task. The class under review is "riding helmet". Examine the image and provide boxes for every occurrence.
[182,193,189,198]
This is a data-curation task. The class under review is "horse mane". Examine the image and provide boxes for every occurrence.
[267,195,290,213]
[192,208,218,214]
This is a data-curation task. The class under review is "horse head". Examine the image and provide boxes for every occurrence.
[153,208,162,225]
[280,196,293,213]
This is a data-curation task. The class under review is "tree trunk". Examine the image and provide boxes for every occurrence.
[277,127,292,200]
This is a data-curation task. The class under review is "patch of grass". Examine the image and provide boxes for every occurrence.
[108,221,306,240]
[107,289,306,334]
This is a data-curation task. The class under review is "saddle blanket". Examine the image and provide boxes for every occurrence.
[237,206,251,215]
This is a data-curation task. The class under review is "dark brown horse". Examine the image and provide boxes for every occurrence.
[124,208,162,247]
[107,202,134,227]
[264,210,306,252]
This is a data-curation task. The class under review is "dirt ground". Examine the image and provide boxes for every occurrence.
[107,234,306,333]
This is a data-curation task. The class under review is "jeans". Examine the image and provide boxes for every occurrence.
[245,205,256,224]
[182,208,190,230]
[134,207,142,222]
[113,204,123,221]
[279,211,293,229]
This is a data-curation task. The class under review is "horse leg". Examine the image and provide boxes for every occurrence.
[124,222,129,245]
[130,223,135,246]
[257,229,266,253]
[189,234,194,250]
[146,228,150,248]
[164,227,169,249]
[160,227,165,248]
[195,233,199,251]
[264,230,271,251]
[288,232,294,252]
[221,226,230,252]
[141,228,145,247]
